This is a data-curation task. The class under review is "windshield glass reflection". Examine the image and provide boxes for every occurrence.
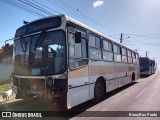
[14,30,66,75]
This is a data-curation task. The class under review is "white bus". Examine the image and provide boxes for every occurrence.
[139,57,156,76]
[11,14,140,109]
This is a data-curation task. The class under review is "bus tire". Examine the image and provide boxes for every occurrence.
[92,79,104,103]
[132,73,135,82]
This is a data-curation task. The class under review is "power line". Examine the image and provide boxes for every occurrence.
[108,34,121,37]
[32,0,60,15]
[130,38,160,47]
[125,43,160,45]
[46,0,98,26]
[2,0,115,35]
[32,0,99,28]
[25,0,54,15]
[111,33,160,40]
[58,0,113,32]
[47,0,114,33]
[123,39,141,51]
[125,33,160,37]
[123,41,137,51]
[123,36,142,51]
[8,0,45,17]
[1,0,107,33]
[1,0,45,17]
[121,33,160,47]
[17,0,53,16]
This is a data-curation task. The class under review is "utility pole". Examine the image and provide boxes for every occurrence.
[120,33,123,43]
[146,51,148,57]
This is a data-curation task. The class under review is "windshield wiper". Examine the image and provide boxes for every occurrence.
[35,31,46,48]
[20,37,26,52]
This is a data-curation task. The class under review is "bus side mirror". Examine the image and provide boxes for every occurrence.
[75,32,81,43]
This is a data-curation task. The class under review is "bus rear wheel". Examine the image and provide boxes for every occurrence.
[132,73,135,82]
[92,80,104,103]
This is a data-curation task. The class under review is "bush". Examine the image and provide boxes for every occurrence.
[0,82,11,95]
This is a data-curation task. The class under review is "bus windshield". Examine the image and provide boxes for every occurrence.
[14,30,66,76]
[140,59,149,68]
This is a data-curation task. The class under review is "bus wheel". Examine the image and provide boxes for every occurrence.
[132,73,135,82]
[92,80,104,103]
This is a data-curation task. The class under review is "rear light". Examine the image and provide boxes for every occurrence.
[68,85,72,88]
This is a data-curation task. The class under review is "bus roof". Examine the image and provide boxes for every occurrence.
[139,57,149,59]
[65,15,137,53]
[139,57,155,63]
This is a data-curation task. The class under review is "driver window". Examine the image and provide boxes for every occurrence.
[68,32,82,58]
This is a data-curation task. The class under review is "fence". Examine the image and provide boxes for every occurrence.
[0,63,13,82]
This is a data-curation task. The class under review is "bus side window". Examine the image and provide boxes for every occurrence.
[132,52,135,64]
[89,34,102,60]
[103,39,113,61]
[68,31,88,70]
[127,50,132,63]
[81,38,87,58]
[68,32,76,57]
[136,53,139,64]
[122,48,127,63]
[113,44,121,62]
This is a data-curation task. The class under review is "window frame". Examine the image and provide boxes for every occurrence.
[135,53,139,64]
[127,50,133,63]
[68,31,88,59]
[89,33,101,49]
[132,52,136,64]
[121,47,128,63]
[113,43,122,63]
[67,23,89,70]
[89,33,102,61]
[102,39,113,62]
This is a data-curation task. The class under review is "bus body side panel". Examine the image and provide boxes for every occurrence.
[67,66,90,109]
[89,61,114,98]
[135,64,140,80]
[113,62,131,87]
[128,62,135,79]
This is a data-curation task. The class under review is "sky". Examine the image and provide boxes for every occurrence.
[0,0,160,68]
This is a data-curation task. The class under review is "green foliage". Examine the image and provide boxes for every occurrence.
[0,82,11,95]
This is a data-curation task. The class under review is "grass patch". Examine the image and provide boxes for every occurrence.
[0,82,11,95]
